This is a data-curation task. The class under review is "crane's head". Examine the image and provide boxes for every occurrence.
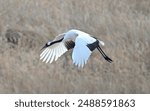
[41,41,51,50]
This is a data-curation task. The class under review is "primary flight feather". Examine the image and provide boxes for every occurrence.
[40,29,112,68]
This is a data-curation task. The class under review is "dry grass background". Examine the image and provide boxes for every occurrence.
[0,0,150,93]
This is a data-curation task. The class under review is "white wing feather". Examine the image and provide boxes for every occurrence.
[72,37,92,68]
[40,42,68,63]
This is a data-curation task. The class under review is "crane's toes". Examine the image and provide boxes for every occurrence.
[105,56,113,63]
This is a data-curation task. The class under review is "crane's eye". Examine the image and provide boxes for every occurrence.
[47,42,51,45]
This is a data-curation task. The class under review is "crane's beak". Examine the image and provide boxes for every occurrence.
[40,45,47,51]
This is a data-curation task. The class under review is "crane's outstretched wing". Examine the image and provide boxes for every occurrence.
[40,42,68,63]
[72,37,92,68]
[40,38,75,63]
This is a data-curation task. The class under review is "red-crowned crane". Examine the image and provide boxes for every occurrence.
[40,29,112,68]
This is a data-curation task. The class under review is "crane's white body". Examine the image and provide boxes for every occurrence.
[40,29,111,68]
[64,29,95,43]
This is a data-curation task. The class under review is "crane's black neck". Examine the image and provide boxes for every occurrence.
[48,37,64,46]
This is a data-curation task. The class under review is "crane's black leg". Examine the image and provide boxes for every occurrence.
[97,45,113,63]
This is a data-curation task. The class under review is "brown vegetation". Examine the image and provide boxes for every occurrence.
[0,0,150,93]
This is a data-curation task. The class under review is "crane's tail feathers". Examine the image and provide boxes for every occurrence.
[97,45,113,63]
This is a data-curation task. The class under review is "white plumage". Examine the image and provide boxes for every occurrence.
[40,29,112,68]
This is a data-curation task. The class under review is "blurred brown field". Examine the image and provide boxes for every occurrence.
[0,0,150,93]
